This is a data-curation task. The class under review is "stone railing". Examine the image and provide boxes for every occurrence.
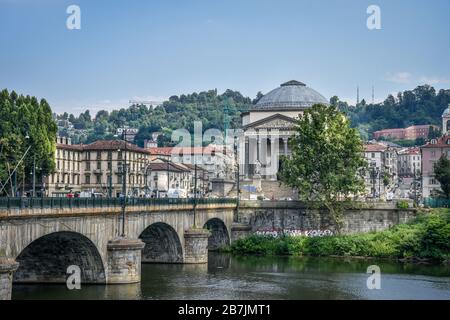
[0,197,237,219]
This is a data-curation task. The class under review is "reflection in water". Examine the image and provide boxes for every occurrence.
[12,253,450,300]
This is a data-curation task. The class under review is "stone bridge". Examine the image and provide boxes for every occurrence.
[0,199,236,299]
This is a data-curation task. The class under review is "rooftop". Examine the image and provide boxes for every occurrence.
[421,135,450,148]
[364,144,387,152]
[57,140,148,153]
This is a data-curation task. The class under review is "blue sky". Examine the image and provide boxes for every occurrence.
[1,0,449,114]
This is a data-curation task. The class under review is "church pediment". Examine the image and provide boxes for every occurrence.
[243,113,297,130]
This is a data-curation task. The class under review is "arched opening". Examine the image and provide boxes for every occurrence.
[203,218,230,251]
[14,231,105,284]
[139,222,183,263]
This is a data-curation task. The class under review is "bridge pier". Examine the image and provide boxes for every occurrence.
[106,238,145,284]
[0,255,19,300]
[183,229,210,264]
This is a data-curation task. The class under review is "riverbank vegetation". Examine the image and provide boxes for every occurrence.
[229,209,450,263]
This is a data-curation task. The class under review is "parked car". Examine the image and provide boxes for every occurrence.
[167,188,187,198]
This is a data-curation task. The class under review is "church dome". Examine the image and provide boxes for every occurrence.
[254,80,328,110]
[442,106,450,118]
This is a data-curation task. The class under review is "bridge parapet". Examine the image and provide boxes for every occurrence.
[0,197,236,219]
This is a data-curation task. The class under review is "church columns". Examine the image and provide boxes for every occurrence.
[268,136,279,180]
[244,136,249,179]
[242,130,289,181]
[256,130,260,162]
[249,134,257,177]
[283,137,289,155]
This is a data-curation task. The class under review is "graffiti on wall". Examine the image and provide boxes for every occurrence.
[255,228,333,238]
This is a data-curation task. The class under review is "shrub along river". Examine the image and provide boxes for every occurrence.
[12,252,450,300]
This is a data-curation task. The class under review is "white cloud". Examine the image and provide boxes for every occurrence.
[129,95,167,104]
[385,72,412,84]
[418,76,450,85]
[385,72,450,86]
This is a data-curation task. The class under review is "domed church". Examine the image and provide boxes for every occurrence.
[240,80,328,198]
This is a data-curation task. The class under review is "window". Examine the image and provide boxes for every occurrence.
[118,151,122,160]
[96,175,101,184]
[371,153,375,158]
[430,178,437,185]
[86,161,90,170]
[97,161,101,170]
[97,152,101,160]
[85,175,91,184]
[108,161,112,170]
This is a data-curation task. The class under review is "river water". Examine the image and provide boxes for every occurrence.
[12,253,450,300]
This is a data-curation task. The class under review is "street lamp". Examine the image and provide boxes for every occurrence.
[114,128,129,237]
[193,162,198,227]
[25,134,36,197]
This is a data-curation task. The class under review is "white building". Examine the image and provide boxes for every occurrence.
[363,143,399,198]
[398,148,421,177]
[148,145,235,181]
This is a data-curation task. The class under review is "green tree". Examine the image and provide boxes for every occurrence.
[433,155,450,199]
[0,89,56,196]
[279,104,367,229]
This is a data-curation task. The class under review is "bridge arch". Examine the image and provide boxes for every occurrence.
[13,231,106,284]
[139,222,183,263]
[203,218,230,251]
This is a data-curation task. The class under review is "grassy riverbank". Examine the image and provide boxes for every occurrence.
[229,209,450,263]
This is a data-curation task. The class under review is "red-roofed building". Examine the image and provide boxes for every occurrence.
[373,125,437,141]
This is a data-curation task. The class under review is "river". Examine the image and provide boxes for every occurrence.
[12,253,450,300]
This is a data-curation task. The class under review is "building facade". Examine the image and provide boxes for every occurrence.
[421,105,450,199]
[363,143,399,198]
[148,145,235,180]
[46,138,210,198]
[398,148,421,177]
[421,136,450,199]
[240,80,328,199]
[373,125,437,141]
[47,138,151,197]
